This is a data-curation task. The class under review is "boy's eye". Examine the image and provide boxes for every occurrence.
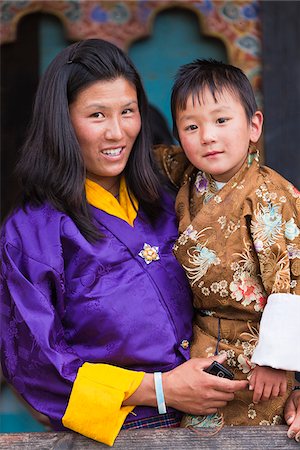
[217,117,228,124]
[185,124,198,131]
[122,108,134,115]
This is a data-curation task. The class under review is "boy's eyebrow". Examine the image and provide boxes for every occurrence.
[178,105,233,122]
[211,106,233,113]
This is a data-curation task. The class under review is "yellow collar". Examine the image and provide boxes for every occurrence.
[85,176,138,226]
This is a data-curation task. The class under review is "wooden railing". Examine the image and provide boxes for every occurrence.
[0,426,298,449]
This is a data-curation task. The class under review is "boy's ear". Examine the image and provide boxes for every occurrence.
[250,110,263,143]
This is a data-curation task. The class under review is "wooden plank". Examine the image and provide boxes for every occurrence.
[0,426,298,449]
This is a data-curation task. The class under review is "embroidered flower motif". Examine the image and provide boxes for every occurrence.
[214,195,222,204]
[231,262,240,271]
[177,225,203,246]
[211,282,219,293]
[227,359,237,367]
[224,220,240,238]
[201,287,210,296]
[183,245,221,286]
[279,196,287,203]
[262,192,271,202]
[251,203,283,246]
[260,248,290,292]
[238,354,254,374]
[138,243,160,264]
[288,184,300,198]
[220,289,228,297]
[254,239,264,252]
[272,415,282,425]
[241,341,255,357]
[230,271,267,311]
[227,349,235,358]
[194,171,209,194]
[248,408,257,420]
[205,346,215,358]
[287,244,300,259]
[290,280,297,288]
[177,234,188,246]
[218,216,227,229]
[219,280,228,289]
[285,218,300,240]
[259,420,270,426]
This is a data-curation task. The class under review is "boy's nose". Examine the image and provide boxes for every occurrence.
[200,125,216,144]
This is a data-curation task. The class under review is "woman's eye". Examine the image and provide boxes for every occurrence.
[217,117,228,124]
[91,112,104,118]
[122,108,133,115]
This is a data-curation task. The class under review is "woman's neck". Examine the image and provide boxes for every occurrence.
[86,174,120,197]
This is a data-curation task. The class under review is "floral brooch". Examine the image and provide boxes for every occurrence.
[138,243,160,264]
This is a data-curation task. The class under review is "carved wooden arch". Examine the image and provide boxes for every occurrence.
[0,0,262,103]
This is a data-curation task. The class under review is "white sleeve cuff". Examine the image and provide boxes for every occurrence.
[251,293,300,371]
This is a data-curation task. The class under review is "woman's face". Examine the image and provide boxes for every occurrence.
[69,77,141,190]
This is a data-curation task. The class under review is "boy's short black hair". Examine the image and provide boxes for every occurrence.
[171,59,258,141]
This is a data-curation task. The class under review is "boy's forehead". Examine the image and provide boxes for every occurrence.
[180,86,241,110]
[195,85,237,101]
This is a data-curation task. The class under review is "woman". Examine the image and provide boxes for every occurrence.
[0,39,298,445]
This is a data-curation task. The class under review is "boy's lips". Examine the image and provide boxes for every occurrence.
[203,150,223,157]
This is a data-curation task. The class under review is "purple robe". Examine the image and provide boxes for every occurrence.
[0,194,193,428]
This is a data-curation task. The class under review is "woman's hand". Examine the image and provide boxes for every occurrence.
[249,365,287,404]
[162,354,248,415]
[124,354,248,415]
[285,388,300,442]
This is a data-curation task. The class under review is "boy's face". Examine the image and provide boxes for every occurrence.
[176,87,263,182]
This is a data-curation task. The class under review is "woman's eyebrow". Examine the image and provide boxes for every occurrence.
[84,100,138,110]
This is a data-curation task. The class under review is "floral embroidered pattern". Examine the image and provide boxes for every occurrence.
[217,216,241,238]
[183,244,221,286]
[230,243,267,311]
[285,218,300,240]
[230,271,267,311]
[194,171,209,194]
[251,203,283,246]
[287,243,300,259]
[194,171,219,203]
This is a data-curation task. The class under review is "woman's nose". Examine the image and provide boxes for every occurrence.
[104,118,124,140]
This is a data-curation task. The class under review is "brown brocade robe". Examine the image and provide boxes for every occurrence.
[155,145,300,426]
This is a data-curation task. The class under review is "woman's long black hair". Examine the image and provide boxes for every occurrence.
[16,39,161,241]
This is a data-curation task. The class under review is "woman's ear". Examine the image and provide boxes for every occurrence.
[250,110,264,143]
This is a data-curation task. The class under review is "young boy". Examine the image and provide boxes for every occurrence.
[157,59,300,426]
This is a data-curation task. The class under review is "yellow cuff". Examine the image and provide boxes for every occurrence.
[62,363,145,446]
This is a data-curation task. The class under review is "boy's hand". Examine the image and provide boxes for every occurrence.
[285,388,300,441]
[249,365,287,404]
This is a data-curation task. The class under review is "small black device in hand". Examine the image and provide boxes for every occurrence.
[204,361,234,380]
